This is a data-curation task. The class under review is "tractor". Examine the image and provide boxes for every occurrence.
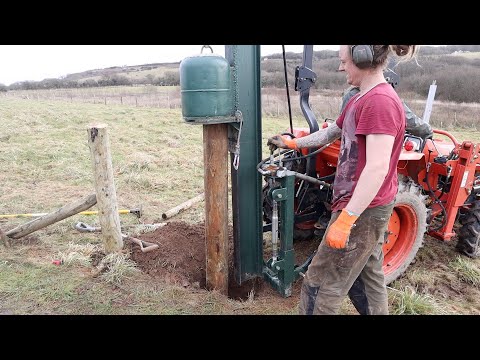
[261,46,480,286]
[181,45,480,297]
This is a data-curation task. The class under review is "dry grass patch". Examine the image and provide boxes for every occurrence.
[449,256,480,287]
[96,252,141,285]
[389,286,445,315]
[56,242,101,267]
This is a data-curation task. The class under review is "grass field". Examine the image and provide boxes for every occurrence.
[1,90,480,315]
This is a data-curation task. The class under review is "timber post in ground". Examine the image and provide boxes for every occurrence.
[203,124,229,295]
[88,124,123,253]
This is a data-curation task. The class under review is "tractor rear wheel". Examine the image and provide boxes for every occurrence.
[383,180,428,284]
[456,200,480,258]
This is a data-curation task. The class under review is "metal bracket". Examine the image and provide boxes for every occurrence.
[272,188,288,201]
[294,66,316,92]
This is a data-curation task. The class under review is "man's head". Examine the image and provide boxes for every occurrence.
[338,45,418,87]
[338,45,370,87]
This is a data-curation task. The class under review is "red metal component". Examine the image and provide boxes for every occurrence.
[397,130,480,242]
[383,209,400,254]
[433,129,460,147]
[426,139,480,241]
[383,204,417,276]
[404,140,415,151]
[289,126,479,261]
[278,117,480,286]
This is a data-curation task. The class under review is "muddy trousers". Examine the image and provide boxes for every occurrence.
[299,202,394,315]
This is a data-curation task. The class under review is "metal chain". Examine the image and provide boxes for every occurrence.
[232,111,243,170]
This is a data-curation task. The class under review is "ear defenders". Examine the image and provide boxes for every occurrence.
[350,45,374,69]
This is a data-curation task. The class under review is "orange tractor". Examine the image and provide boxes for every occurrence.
[267,125,480,284]
[262,47,480,285]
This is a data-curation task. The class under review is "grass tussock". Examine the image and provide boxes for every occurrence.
[389,286,445,315]
[449,256,480,287]
[97,252,140,285]
[56,242,101,267]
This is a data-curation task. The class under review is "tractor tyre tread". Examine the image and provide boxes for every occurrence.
[457,200,480,258]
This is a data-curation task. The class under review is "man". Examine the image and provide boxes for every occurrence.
[268,45,418,315]
[335,78,432,316]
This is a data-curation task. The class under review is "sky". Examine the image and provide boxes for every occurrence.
[0,45,339,86]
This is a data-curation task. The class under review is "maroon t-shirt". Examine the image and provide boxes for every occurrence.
[332,82,405,212]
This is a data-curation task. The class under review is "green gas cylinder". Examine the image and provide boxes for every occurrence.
[180,45,234,124]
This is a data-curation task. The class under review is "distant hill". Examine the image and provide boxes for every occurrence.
[6,45,480,103]
[62,62,180,84]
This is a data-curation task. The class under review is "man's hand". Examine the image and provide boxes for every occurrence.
[267,135,298,152]
[325,209,359,249]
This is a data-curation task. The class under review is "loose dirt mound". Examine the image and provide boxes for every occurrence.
[128,221,320,302]
[129,221,207,289]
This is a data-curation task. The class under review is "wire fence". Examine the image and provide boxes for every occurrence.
[2,85,478,129]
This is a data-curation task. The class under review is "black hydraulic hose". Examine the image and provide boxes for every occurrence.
[257,142,331,172]
[277,131,333,163]
[282,143,332,163]
[282,45,294,134]
[281,132,296,138]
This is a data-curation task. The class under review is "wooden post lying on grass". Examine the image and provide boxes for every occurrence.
[161,193,205,220]
[203,124,229,295]
[88,124,123,253]
[5,194,97,240]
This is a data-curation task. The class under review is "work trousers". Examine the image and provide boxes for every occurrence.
[299,202,394,315]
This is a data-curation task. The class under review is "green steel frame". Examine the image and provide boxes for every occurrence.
[225,45,308,297]
[225,46,264,283]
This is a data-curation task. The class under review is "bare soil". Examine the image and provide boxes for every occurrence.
[127,221,319,305]
[125,220,480,314]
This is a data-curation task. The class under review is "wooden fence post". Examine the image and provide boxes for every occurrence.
[161,193,205,220]
[87,124,123,253]
[5,194,97,240]
[203,124,229,295]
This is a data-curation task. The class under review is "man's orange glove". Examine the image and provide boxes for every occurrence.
[267,135,299,152]
[325,209,359,249]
